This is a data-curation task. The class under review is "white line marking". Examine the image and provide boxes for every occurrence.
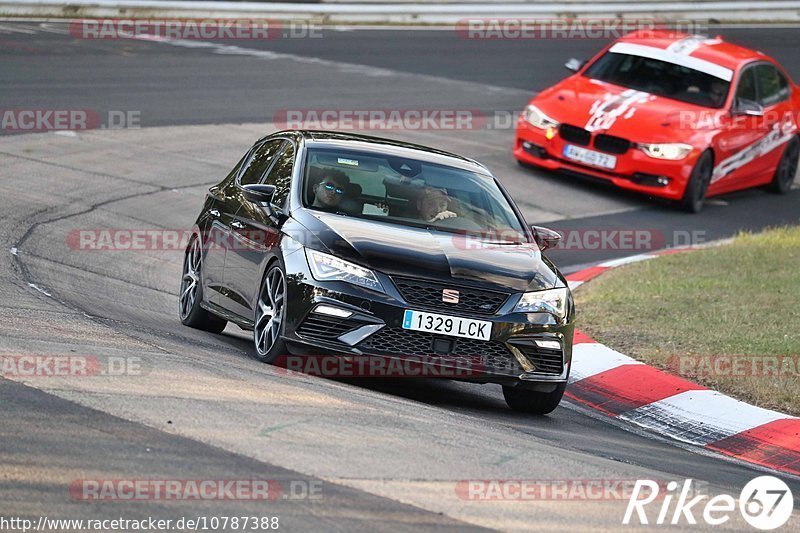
[598,253,656,268]
[28,283,51,297]
[569,342,643,383]
[619,389,792,446]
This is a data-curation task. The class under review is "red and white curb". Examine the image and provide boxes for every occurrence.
[565,249,800,477]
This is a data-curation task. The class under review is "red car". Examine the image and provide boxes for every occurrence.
[514,31,800,212]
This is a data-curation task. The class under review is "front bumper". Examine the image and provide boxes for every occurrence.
[280,249,574,387]
[513,119,700,201]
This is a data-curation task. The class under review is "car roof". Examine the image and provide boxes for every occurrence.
[265,130,492,175]
[616,30,769,72]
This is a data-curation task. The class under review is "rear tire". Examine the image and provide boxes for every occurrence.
[678,150,714,213]
[179,235,227,333]
[768,137,799,194]
[503,382,567,415]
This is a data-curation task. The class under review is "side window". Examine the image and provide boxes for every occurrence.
[263,142,295,207]
[735,67,757,103]
[755,64,790,107]
[238,140,284,186]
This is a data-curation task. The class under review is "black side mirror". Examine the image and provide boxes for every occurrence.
[242,183,276,204]
[733,98,765,117]
[564,58,585,73]
[531,225,561,252]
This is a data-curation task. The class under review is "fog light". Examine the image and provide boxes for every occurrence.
[522,141,532,149]
[314,305,352,318]
[534,339,561,350]
[657,176,671,186]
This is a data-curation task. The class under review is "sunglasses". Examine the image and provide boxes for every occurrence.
[322,182,345,195]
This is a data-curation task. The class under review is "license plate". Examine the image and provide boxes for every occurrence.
[563,144,617,170]
[402,310,492,341]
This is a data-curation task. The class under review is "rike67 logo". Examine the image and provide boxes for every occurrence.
[623,476,794,530]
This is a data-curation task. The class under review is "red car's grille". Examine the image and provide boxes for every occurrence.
[594,134,632,155]
[558,125,632,155]
[559,124,591,146]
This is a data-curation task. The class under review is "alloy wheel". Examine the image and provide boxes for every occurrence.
[254,267,286,357]
[179,237,201,320]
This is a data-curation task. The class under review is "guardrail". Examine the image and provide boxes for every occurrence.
[2,0,800,23]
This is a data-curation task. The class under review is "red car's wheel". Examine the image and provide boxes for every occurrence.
[679,151,714,213]
[768,137,799,194]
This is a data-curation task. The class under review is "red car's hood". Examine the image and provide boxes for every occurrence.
[533,76,717,143]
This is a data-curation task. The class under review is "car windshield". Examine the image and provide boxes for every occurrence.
[302,147,528,242]
[583,51,730,108]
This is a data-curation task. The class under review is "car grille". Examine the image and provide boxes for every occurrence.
[594,134,632,155]
[296,314,362,343]
[559,124,591,146]
[357,328,523,375]
[507,339,564,375]
[391,277,509,315]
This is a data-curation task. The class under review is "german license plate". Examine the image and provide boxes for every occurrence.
[563,144,617,170]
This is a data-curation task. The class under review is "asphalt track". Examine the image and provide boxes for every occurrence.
[1,21,799,531]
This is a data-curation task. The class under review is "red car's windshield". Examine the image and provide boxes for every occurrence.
[583,51,731,109]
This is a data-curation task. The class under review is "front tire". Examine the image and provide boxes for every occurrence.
[179,235,227,333]
[768,137,799,194]
[679,150,714,213]
[503,382,566,415]
[253,264,288,363]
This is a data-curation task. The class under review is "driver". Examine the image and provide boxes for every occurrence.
[312,169,350,212]
[709,79,728,108]
[416,187,457,223]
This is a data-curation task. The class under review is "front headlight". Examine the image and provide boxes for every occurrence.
[639,143,693,160]
[305,249,384,293]
[522,104,559,130]
[513,287,569,319]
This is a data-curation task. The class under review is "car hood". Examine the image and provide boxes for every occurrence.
[534,75,715,142]
[292,211,559,293]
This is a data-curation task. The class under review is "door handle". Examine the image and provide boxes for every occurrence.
[209,209,220,217]
[231,220,245,229]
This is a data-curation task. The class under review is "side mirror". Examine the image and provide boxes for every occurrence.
[733,98,765,117]
[564,58,585,73]
[531,225,561,252]
[242,183,276,204]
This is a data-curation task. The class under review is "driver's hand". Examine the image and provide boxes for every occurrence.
[431,210,457,222]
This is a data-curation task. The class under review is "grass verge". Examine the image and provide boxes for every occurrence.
[574,225,800,416]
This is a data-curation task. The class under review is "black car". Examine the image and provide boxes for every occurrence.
[179,130,575,414]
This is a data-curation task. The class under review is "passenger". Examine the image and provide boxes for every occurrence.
[311,169,350,212]
[416,187,457,223]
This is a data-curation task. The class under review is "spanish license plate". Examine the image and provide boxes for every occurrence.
[402,310,492,341]
[563,144,617,170]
